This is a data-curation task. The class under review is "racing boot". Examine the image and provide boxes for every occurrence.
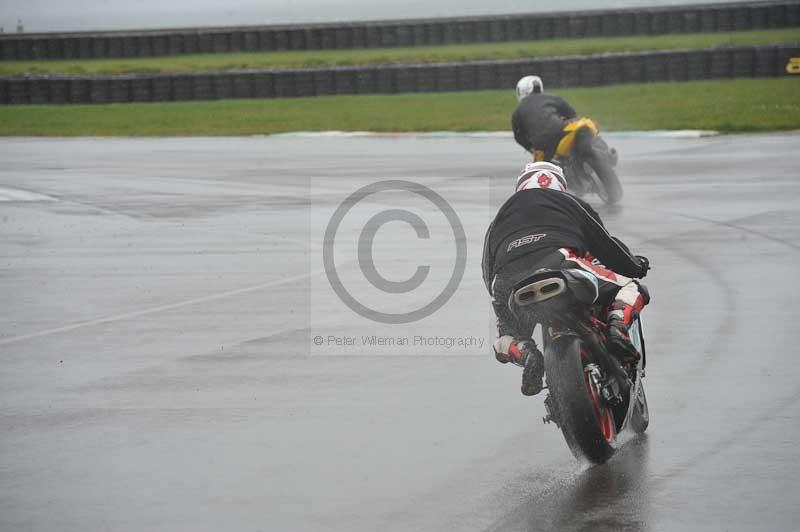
[606,301,640,364]
[520,345,545,396]
[494,336,545,396]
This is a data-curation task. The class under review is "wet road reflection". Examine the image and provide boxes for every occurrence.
[551,436,651,532]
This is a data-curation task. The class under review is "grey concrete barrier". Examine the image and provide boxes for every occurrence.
[2,1,799,60]
[2,45,798,105]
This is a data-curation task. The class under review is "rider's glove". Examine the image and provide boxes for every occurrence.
[494,336,538,367]
[635,255,650,277]
[493,336,516,364]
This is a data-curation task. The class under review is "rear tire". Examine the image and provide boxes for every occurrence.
[545,337,617,464]
[588,137,623,205]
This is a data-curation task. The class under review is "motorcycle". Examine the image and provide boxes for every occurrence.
[536,118,623,205]
[510,267,649,464]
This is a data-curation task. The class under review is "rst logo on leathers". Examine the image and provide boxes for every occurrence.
[507,233,546,252]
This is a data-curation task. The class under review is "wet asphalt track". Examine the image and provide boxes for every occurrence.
[1,132,800,531]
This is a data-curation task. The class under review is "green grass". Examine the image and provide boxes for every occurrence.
[0,78,797,136]
[1,28,798,76]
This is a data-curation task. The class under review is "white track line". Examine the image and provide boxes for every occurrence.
[0,186,57,202]
[0,269,318,347]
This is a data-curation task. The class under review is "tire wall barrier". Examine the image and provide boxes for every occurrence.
[2,45,798,105]
[1,1,798,60]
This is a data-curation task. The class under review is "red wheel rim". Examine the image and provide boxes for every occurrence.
[585,371,616,443]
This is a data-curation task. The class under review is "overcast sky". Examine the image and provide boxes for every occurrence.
[1,0,744,33]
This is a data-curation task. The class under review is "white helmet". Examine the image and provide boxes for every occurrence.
[515,161,567,193]
[515,75,543,101]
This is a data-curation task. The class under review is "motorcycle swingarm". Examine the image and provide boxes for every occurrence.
[547,326,631,399]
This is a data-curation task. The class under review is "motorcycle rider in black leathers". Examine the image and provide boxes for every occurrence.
[511,75,578,161]
[482,161,650,396]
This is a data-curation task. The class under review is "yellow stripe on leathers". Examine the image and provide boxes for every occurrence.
[555,118,599,159]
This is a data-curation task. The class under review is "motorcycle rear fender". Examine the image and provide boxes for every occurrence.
[544,326,582,346]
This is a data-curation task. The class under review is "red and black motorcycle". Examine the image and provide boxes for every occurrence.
[510,267,649,464]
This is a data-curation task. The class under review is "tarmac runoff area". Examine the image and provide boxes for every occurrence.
[1,132,800,531]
